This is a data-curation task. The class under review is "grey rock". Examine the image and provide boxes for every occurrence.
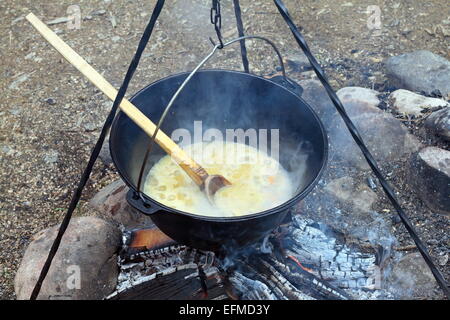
[89,179,154,229]
[388,252,438,299]
[337,87,381,115]
[284,52,312,72]
[424,107,450,141]
[389,89,448,116]
[329,87,421,170]
[437,253,448,266]
[83,121,99,132]
[298,79,338,127]
[385,50,450,96]
[324,176,378,212]
[367,176,377,191]
[14,217,121,300]
[410,147,450,215]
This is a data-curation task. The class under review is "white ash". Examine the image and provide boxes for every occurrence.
[228,272,278,300]
[109,216,393,300]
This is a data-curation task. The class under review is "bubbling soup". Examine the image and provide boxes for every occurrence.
[144,141,294,217]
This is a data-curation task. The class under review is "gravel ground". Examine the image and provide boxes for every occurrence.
[1,0,449,299]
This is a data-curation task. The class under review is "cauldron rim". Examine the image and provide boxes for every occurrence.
[110,68,328,222]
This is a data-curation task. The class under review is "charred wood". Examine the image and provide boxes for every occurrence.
[107,216,391,300]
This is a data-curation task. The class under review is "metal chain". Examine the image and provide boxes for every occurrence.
[210,0,224,48]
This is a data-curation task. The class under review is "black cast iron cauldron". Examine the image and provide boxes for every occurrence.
[110,69,328,252]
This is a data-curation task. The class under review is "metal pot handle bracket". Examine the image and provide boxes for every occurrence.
[127,189,161,216]
[131,35,301,215]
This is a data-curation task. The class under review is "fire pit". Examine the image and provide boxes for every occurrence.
[106,213,388,300]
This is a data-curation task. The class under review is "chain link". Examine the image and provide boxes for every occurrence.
[210,0,224,48]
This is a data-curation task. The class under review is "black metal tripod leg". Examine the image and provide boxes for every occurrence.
[233,0,250,73]
[272,0,449,298]
[29,0,166,300]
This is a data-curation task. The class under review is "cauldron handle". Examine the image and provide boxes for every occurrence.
[222,35,296,88]
[135,35,296,203]
[127,189,162,216]
[223,35,302,95]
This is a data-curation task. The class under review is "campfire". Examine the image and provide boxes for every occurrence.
[106,212,389,300]
[13,0,448,302]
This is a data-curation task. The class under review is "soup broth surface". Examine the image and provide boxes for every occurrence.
[144,141,294,217]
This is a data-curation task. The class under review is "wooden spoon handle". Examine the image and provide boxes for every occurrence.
[26,12,208,186]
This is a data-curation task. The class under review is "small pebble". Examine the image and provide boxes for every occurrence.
[437,254,448,266]
[367,176,377,190]
[92,9,106,16]
[45,98,56,105]
[83,122,99,132]
[110,14,117,28]
[391,214,401,224]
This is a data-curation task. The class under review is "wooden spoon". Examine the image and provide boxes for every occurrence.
[26,12,231,199]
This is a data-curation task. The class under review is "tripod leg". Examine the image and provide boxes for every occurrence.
[232,0,250,73]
